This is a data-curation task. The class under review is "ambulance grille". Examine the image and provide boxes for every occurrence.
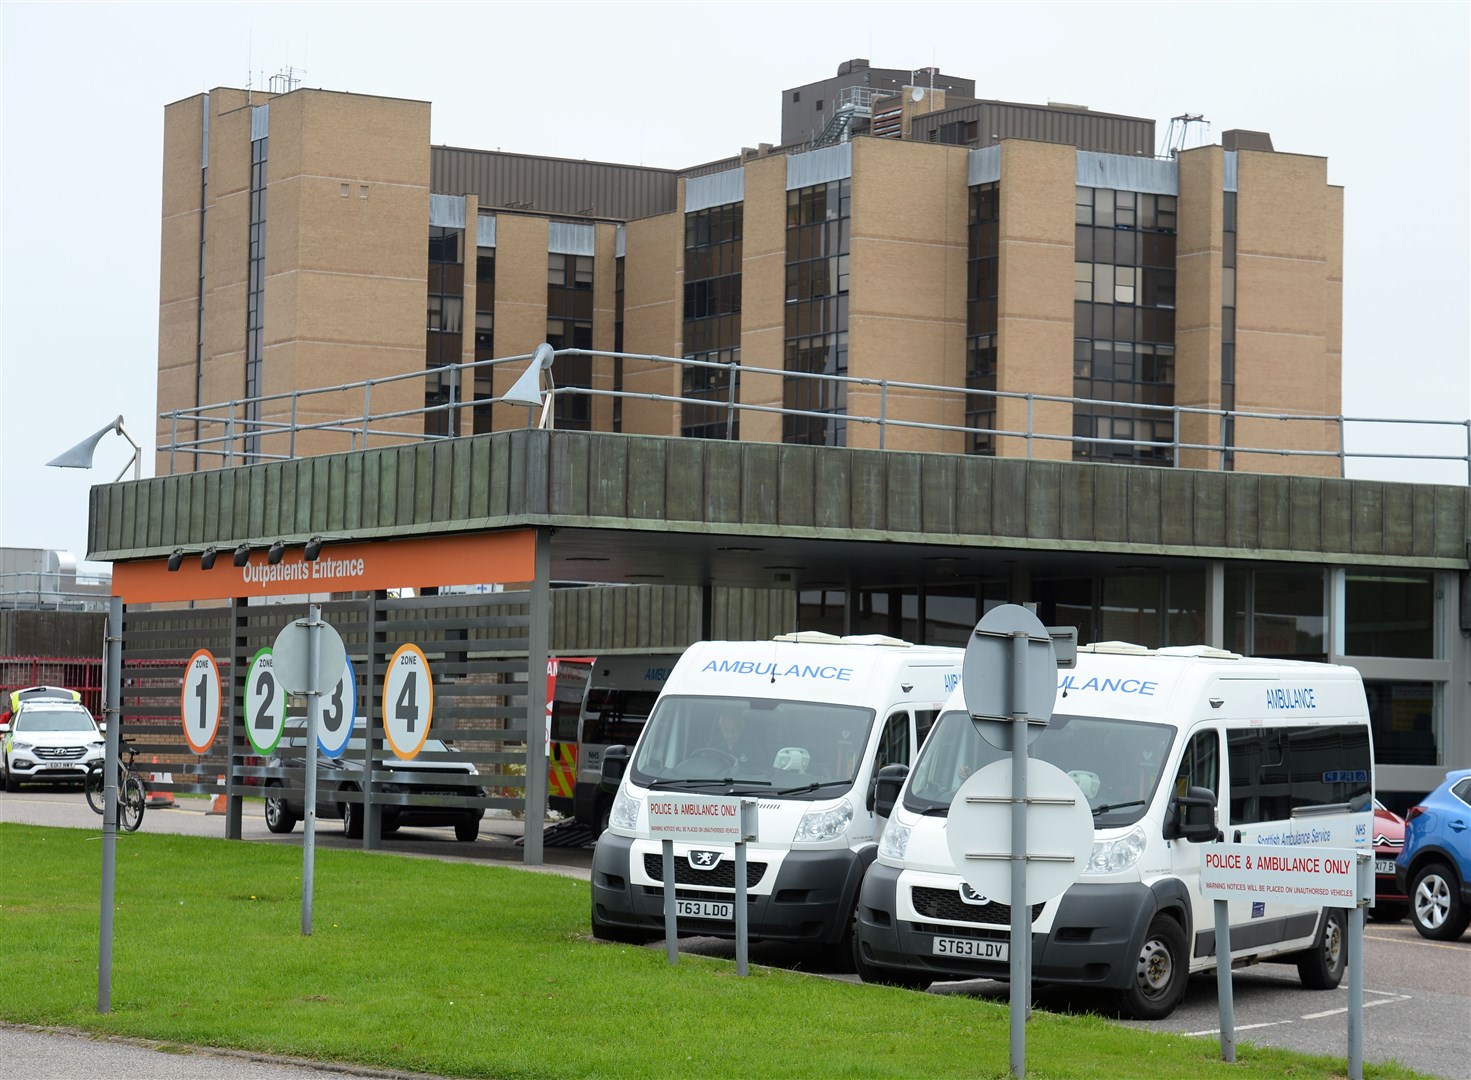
[643,854,765,889]
[911,886,1044,925]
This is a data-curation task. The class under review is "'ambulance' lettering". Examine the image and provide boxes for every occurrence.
[1265,687,1316,711]
[701,659,853,682]
[1056,675,1157,696]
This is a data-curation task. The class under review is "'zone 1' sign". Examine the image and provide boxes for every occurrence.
[183,648,222,754]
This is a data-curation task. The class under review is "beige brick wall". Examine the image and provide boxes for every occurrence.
[1174,145,1225,469]
[995,139,1074,460]
[1233,149,1339,475]
[621,210,681,436]
[735,155,787,445]
[847,138,969,453]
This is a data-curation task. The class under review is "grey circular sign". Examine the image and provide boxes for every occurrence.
[961,604,1058,750]
[271,617,347,696]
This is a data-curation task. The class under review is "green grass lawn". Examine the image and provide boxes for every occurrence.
[0,823,1426,1079]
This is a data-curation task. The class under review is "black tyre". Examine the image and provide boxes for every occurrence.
[84,762,106,812]
[852,939,931,990]
[342,797,363,839]
[3,766,16,794]
[454,818,479,842]
[381,812,401,835]
[1116,915,1189,1020]
[595,801,611,836]
[120,776,146,832]
[1296,907,1347,989]
[264,782,298,834]
[1368,902,1407,923]
[1410,862,1471,941]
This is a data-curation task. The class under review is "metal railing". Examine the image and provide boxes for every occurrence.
[0,572,114,612]
[157,349,1471,484]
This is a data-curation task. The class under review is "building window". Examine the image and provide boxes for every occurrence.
[1220,190,1237,469]
[425,225,465,437]
[1364,681,1438,765]
[1226,568,1325,659]
[1345,571,1435,658]
[784,179,850,446]
[547,252,594,431]
[683,202,743,439]
[472,250,496,434]
[244,135,268,461]
[966,182,999,455]
[1073,187,1177,466]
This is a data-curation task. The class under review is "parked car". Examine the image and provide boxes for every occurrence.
[1395,768,1471,941]
[1,694,104,791]
[263,730,484,842]
[1370,799,1409,921]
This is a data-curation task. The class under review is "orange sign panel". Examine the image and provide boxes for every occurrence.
[114,531,536,605]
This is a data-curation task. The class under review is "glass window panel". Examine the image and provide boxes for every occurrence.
[1252,569,1325,658]
[1345,572,1434,657]
[1222,267,1236,308]
[1092,264,1114,303]
[1364,681,1438,765]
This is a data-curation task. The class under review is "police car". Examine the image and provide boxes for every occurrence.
[1,686,105,792]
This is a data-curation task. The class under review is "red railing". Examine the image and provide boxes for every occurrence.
[0,657,104,721]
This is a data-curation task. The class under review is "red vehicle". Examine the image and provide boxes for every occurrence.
[1371,799,1409,921]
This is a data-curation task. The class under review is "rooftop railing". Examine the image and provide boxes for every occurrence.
[158,349,1471,485]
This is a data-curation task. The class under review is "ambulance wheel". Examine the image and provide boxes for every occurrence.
[1296,908,1347,989]
[852,913,929,989]
[454,818,479,842]
[596,802,611,835]
[1116,915,1188,1020]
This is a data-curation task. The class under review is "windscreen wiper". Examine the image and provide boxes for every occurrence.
[646,777,771,790]
[772,779,851,796]
[1092,799,1147,815]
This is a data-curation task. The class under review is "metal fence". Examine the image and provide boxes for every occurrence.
[158,348,1471,483]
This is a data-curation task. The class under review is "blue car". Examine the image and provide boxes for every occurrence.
[1395,768,1471,941]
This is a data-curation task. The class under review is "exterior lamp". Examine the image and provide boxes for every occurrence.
[304,537,323,561]
[233,544,251,567]
[267,541,285,565]
[167,549,185,572]
[502,343,556,430]
[45,415,142,483]
[200,547,218,570]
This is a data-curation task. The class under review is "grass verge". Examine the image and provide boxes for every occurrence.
[0,823,1426,1079]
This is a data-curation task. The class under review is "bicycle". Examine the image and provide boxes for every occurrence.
[85,739,146,832]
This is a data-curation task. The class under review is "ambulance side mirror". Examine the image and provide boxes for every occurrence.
[599,745,630,794]
[1166,785,1219,842]
[871,763,909,817]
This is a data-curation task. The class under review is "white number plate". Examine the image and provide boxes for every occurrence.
[1375,859,1396,876]
[933,936,1008,960]
[676,899,732,920]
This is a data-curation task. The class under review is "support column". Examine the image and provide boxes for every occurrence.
[523,528,552,866]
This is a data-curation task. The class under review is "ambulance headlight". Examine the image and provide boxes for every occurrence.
[609,786,641,832]
[878,818,911,861]
[794,799,852,843]
[1084,825,1147,875]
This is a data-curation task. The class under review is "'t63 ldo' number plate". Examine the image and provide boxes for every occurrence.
[676,898,733,920]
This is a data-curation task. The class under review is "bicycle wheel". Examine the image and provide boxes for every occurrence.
[84,762,107,815]
[120,775,146,832]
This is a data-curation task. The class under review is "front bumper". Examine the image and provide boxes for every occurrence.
[590,831,871,946]
[855,862,1162,991]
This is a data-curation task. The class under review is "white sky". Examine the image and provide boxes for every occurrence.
[3,1,1468,571]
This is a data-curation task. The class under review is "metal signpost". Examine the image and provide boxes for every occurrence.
[272,607,347,936]
[1200,843,1372,1077]
[97,596,123,1013]
[646,794,760,975]
[956,605,1085,1079]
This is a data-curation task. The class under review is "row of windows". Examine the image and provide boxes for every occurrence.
[428,227,461,265]
[1075,302,1176,345]
[548,253,593,289]
[967,184,1001,457]
[786,295,849,339]
[1076,187,1177,232]
[787,256,849,300]
[683,276,741,320]
[685,243,742,282]
[1074,340,1175,384]
[1074,263,1177,308]
[1077,226,1176,269]
[787,180,851,227]
[686,204,742,249]
[684,314,740,355]
[681,348,740,441]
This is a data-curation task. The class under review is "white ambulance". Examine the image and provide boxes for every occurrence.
[855,643,1374,1019]
[589,633,963,964]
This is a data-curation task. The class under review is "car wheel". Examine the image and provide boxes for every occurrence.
[4,760,19,793]
[381,812,401,835]
[454,818,479,842]
[1296,907,1347,989]
[1410,862,1471,941]
[342,798,363,840]
[1115,915,1189,1020]
[264,782,298,834]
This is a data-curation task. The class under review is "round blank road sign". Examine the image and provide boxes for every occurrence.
[318,656,357,759]
[383,644,433,760]
[962,604,1058,751]
[182,648,222,754]
[272,617,347,696]
[945,758,1094,906]
[244,648,285,755]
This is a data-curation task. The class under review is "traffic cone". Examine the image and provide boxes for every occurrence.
[206,774,227,815]
[147,757,175,808]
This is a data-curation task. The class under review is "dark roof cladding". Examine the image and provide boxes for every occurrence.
[433,146,680,222]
